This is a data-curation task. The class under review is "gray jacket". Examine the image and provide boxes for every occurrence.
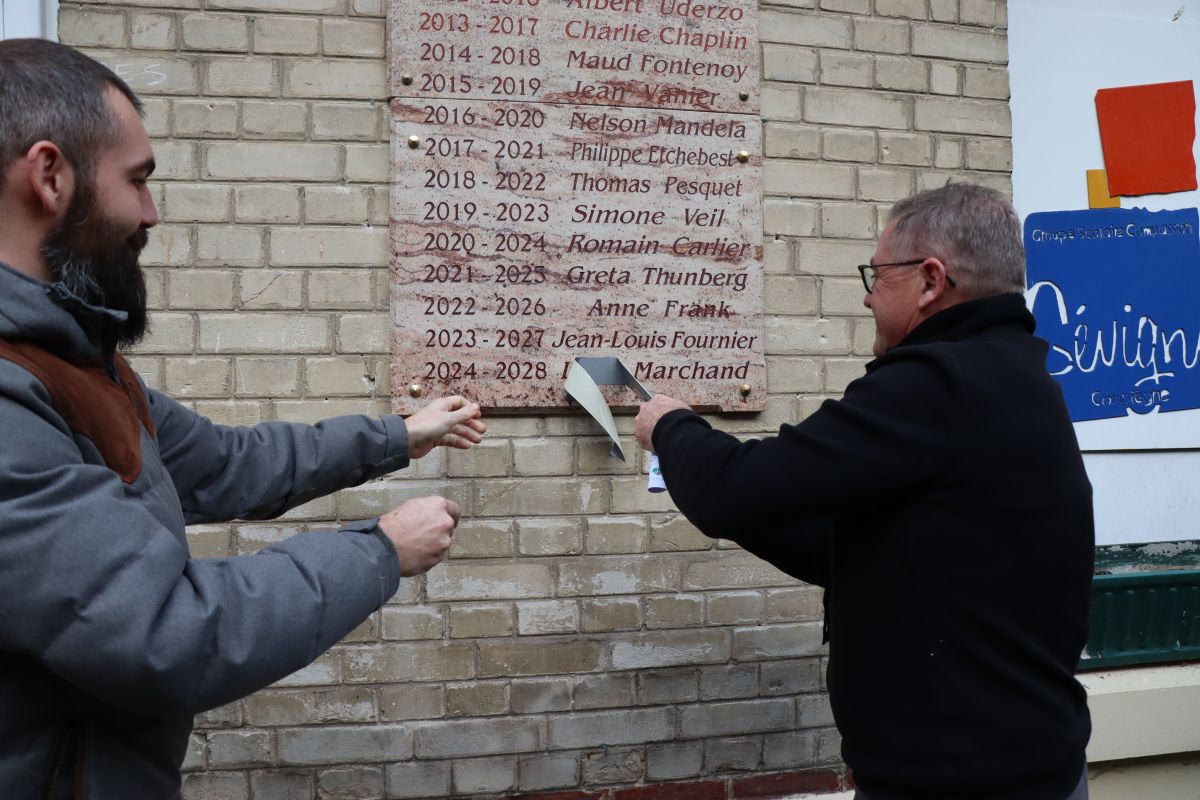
[0,261,405,797]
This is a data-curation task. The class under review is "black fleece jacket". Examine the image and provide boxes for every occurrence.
[653,293,1093,800]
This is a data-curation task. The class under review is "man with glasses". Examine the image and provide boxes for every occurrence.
[635,183,1093,800]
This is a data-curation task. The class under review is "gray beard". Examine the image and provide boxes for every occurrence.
[54,255,106,305]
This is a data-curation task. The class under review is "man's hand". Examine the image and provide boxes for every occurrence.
[379,496,460,577]
[635,394,691,451]
[406,395,486,459]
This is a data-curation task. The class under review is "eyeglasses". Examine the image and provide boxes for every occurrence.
[857,258,957,293]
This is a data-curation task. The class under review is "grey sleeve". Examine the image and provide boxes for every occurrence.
[147,388,410,525]
[0,365,401,717]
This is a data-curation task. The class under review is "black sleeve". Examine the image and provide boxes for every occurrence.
[735,519,834,587]
[652,349,962,541]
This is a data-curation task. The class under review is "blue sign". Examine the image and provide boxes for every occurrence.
[1025,207,1200,422]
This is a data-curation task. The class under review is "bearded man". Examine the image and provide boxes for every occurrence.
[0,39,486,797]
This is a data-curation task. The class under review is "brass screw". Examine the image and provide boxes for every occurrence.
[408,383,423,398]
[407,135,421,149]
[401,74,414,86]
[738,383,752,398]
[738,90,750,101]
[737,150,750,163]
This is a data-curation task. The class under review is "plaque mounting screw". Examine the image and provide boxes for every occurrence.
[408,383,423,398]
[401,74,414,86]
[738,91,750,101]
[407,135,421,149]
[738,383,752,398]
[737,150,750,163]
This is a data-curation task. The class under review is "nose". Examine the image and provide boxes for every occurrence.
[140,184,159,229]
[863,290,873,310]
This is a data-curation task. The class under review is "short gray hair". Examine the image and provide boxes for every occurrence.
[886,183,1026,297]
[0,39,142,193]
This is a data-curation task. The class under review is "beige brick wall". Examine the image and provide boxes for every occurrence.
[62,0,1011,795]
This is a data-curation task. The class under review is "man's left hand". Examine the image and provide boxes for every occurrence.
[406,396,486,459]
[635,394,691,452]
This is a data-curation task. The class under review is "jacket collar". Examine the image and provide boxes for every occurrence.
[0,261,127,370]
[897,292,1033,348]
[867,293,1035,372]
[44,280,129,370]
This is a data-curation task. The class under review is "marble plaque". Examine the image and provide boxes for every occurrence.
[388,0,763,412]
[387,0,760,114]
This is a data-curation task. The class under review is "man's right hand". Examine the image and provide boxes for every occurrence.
[635,394,691,451]
[405,395,486,459]
[378,496,460,577]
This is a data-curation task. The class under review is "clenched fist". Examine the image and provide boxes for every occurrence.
[378,496,460,576]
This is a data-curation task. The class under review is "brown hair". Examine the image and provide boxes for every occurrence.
[0,38,143,192]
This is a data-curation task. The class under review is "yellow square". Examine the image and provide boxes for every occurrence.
[1087,169,1121,209]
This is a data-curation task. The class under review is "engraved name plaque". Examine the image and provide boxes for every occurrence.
[388,0,763,412]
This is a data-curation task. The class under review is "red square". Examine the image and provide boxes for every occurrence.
[1095,80,1197,197]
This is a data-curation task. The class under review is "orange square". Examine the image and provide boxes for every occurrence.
[1095,80,1197,197]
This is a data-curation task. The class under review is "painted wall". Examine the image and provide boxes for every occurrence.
[0,0,56,38]
[1008,0,1200,545]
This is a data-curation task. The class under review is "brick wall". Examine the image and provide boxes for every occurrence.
[59,0,1011,796]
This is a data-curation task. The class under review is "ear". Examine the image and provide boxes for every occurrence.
[916,257,951,311]
[24,141,75,217]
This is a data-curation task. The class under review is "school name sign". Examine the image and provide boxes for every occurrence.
[1026,206,1200,423]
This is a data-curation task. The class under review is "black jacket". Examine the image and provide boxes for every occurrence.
[653,293,1093,800]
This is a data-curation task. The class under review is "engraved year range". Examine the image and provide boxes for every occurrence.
[417,5,544,98]
[421,264,547,284]
[420,296,547,316]
[424,328,547,348]
[422,360,548,381]
[422,201,550,224]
